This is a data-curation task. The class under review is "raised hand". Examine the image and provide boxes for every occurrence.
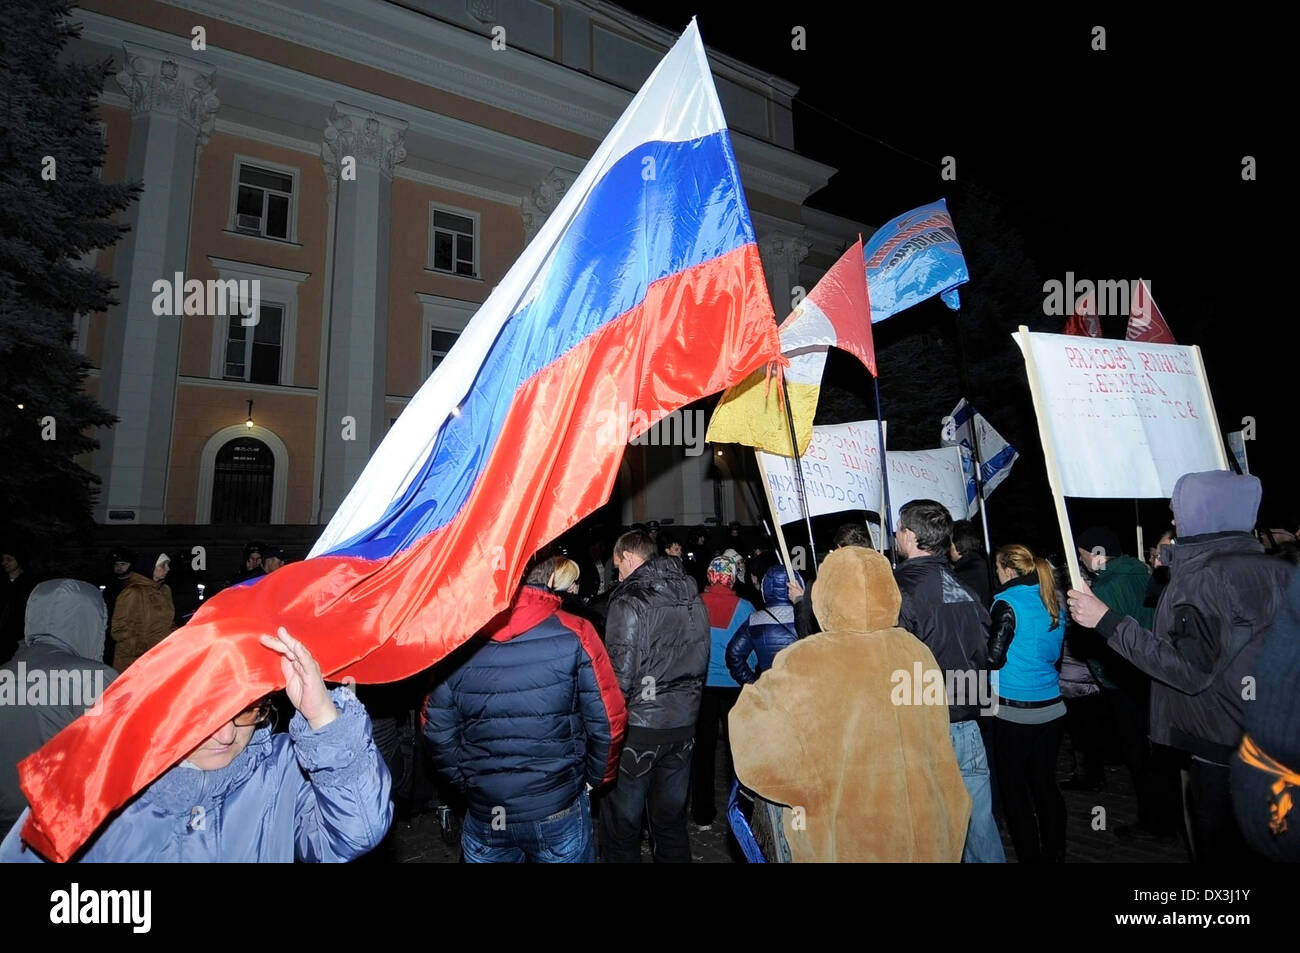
[260,627,338,730]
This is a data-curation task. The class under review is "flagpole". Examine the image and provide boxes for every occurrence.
[754,453,798,577]
[952,308,995,593]
[872,375,897,567]
[778,374,820,568]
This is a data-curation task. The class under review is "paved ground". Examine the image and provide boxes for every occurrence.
[378,741,1190,863]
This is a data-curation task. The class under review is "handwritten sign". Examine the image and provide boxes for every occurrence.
[757,421,885,523]
[884,446,969,526]
[1015,332,1225,497]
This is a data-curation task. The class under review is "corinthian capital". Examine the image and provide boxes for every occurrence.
[520,168,578,244]
[321,103,408,180]
[759,232,812,271]
[116,44,219,145]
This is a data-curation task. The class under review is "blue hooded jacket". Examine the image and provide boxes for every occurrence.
[0,687,392,862]
[725,566,803,684]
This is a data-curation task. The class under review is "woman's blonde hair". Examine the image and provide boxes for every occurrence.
[995,543,1060,628]
[547,558,580,593]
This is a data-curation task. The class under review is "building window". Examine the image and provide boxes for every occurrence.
[210,437,274,524]
[230,160,297,241]
[429,327,459,374]
[222,303,285,385]
[428,204,479,278]
[207,258,309,386]
[417,294,477,380]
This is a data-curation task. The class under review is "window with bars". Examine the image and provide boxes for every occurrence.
[211,437,274,524]
[429,207,478,277]
[223,303,284,384]
[233,163,294,240]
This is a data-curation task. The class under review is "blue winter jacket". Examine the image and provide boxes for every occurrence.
[725,567,803,684]
[423,585,628,824]
[0,687,392,862]
[988,577,1064,703]
[700,584,754,688]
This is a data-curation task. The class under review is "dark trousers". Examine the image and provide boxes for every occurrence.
[1104,683,1183,833]
[1187,759,1257,863]
[1063,692,1107,783]
[600,738,694,863]
[691,687,740,824]
[994,716,1067,862]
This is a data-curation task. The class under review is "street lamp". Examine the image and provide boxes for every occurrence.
[245,399,254,429]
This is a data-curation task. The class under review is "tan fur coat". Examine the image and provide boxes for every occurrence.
[729,547,972,862]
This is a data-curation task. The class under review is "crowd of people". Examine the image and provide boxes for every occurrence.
[0,470,1297,862]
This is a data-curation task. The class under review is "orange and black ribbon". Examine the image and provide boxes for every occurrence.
[1238,733,1299,836]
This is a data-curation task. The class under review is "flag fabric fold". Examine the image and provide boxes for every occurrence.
[942,398,1018,514]
[17,19,780,862]
[862,198,969,322]
[706,238,871,456]
[1063,289,1101,337]
[1126,278,1176,344]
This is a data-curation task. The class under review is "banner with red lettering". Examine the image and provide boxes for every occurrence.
[1014,332,1226,497]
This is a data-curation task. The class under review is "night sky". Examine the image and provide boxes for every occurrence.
[619,5,1291,534]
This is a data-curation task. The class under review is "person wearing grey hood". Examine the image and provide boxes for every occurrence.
[1069,471,1292,862]
[0,580,119,834]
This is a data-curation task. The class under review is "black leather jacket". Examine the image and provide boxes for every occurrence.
[605,556,710,743]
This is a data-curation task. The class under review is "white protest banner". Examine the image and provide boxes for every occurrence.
[756,421,884,524]
[885,446,969,527]
[1013,331,1227,498]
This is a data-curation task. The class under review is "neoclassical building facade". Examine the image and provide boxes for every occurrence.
[70,0,868,530]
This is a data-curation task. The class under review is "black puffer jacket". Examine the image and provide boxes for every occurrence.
[1098,472,1291,763]
[605,556,709,743]
[894,554,992,722]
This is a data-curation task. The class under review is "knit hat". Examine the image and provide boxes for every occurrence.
[1077,527,1123,560]
[708,555,737,587]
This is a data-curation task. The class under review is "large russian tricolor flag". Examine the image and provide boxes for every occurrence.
[16,20,779,862]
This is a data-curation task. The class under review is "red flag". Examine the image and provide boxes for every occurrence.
[1126,279,1176,344]
[1063,290,1101,337]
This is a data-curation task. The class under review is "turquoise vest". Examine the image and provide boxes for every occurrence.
[992,581,1064,702]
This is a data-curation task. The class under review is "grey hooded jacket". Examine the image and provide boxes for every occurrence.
[0,580,119,833]
[1097,472,1292,762]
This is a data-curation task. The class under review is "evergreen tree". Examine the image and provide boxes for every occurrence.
[0,1,139,564]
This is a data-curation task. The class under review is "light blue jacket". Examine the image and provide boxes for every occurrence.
[0,687,392,862]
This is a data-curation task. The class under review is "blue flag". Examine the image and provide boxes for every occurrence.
[863,198,969,323]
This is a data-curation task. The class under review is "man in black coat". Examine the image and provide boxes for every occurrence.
[949,519,992,606]
[600,529,709,862]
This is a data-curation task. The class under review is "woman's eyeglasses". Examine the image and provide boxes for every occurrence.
[232,698,275,728]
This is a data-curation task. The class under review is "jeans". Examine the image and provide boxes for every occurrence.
[950,719,1006,863]
[600,738,694,862]
[461,792,594,863]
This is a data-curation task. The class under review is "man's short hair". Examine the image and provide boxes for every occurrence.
[898,500,953,555]
[614,529,656,562]
[950,520,983,558]
[832,523,874,550]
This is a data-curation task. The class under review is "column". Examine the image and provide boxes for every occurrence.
[95,44,219,523]
[758,232,811,320]
[318,103,407,521]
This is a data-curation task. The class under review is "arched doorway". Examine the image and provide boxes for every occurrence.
[210,437,275,524]
[196,424,290,524]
